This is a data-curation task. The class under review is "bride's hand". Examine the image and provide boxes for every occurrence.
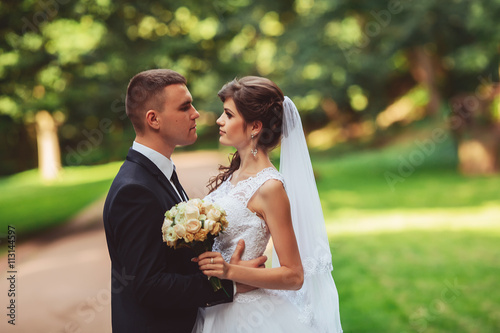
[195,251,231,280]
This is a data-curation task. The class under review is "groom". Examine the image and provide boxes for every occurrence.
[103,69,264,333]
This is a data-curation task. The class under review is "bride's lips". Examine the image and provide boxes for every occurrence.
[219,129,225,135]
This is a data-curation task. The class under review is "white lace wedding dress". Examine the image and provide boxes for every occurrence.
[191,167,315,333]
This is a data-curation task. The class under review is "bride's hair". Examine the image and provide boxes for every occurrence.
[208,76,284,192]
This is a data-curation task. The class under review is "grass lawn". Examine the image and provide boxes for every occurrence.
[0,162,121,237]
[311,135,500,332]
[331,230,500,333]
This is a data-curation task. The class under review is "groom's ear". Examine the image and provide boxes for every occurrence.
[145,110,160,130]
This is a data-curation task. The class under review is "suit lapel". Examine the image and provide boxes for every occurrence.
[126,149,183,203]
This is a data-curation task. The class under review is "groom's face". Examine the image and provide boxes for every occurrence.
[157,84,200,147]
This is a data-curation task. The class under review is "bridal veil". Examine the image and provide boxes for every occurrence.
[273,96,342,332]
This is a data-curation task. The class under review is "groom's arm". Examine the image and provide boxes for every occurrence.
[109,184,232,310]
[229,239,267,294]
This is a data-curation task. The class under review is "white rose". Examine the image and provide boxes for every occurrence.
[176,203,186,216]
[185,203,200,220]
[175,212,187,225]
[203,219,215,231]
[169,207,178,218]
[201,202,213,214]
[207,208,221,221]
[164,228,178,246]
[161,225,168,239]
[173,224,186,238]
[188,198,203,210]
[185,219,202,234]
[162,217,173,228]
[175,203,188,224]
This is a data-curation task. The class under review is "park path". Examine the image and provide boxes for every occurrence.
[0,151,227,333]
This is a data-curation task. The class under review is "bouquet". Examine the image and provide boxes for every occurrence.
[162,198,229,296]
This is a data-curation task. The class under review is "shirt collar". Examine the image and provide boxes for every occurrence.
[131,141,175,180]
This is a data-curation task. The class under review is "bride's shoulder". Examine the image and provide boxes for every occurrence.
[257,173,286,199]
[260,167,284,182]
[251,177,289,214]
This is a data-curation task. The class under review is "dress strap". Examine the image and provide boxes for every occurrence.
[231,167,285,207]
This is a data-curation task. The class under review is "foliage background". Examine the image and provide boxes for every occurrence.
[1,0,499,174]
[0,0,499,332]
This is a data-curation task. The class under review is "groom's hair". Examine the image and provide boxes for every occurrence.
[126,69,186,134]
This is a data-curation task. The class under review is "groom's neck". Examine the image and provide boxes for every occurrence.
[135,135,174,159]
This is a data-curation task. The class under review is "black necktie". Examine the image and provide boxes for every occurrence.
[171,169,187,201]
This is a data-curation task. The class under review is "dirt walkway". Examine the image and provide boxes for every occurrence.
[0,151,227,333]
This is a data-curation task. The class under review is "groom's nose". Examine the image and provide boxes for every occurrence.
[190,107,200,119]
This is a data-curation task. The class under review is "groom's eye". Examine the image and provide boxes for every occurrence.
[180,103,192,111]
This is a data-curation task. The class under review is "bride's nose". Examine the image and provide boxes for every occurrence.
[216,115,224,126]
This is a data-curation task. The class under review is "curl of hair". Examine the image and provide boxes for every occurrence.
[207,76,284,193]
[207,152,241,193]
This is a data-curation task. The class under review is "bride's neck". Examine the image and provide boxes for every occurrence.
[237,149,273,176]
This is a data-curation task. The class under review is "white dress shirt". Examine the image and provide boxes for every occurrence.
[131,141,187,201]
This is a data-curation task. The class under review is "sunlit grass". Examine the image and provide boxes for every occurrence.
[326,205,500,236]
[313,136,500,218]
[331,230,500,333]
[0,162,121,236]
[316,136,500,333]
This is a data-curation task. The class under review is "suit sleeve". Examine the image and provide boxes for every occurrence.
[109,184,233,310]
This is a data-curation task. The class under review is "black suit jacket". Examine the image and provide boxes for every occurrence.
[103,149,233,333]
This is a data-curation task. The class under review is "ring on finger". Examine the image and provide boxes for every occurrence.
[210,258,214,264]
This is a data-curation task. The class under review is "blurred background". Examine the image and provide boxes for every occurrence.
[0,0,499,332]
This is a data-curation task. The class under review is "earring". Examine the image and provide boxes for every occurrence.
[250,134,257,157]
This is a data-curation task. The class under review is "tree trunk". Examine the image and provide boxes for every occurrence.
[451,91,500,175]
[35,110,61,180]
[458,128,499,175]
[407,46,441,116]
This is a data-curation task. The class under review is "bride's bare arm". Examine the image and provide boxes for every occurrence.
[196,179,304,291]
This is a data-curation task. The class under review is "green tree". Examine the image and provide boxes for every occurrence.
[273,0,500,172]
[0,0,109,178]
[1,0,498,176]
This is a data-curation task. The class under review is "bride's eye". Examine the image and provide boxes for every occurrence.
[225,111,233,119]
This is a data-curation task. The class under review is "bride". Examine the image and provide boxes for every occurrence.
[192,76,342,332]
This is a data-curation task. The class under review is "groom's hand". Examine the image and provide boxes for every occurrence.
[231,240,262,294]
[235,282,257,294]
[230,239,267,268]
[230,239,267,294]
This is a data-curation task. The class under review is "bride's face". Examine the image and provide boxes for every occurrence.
[216,97,252,148]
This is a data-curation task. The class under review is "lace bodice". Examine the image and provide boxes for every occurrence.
[205,167,284,262]
[204,167,284,302]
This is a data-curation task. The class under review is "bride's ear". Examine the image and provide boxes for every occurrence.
[251,121,263,136]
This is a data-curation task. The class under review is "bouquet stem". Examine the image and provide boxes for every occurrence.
[209,276,230,298]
